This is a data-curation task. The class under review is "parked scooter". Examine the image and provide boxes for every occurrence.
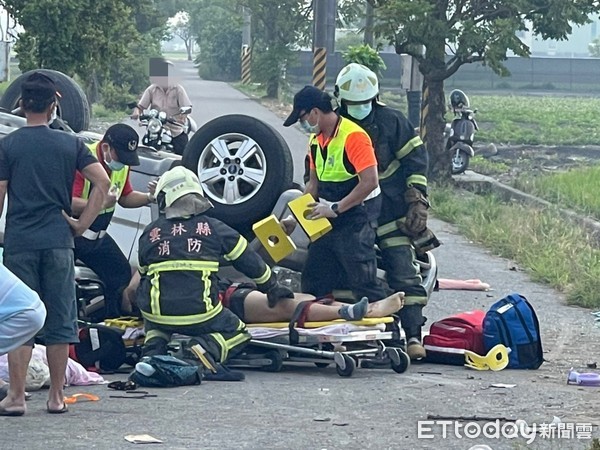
[445,89,478,174]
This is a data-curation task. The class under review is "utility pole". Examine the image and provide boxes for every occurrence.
[401,48,424,129]
[312,0,336,90]
[241,8,252,84]
[364,1,374,47]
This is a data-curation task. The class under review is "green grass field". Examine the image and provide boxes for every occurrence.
[380,90,600,147]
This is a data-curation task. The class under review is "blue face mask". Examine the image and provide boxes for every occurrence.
[107,160,125,171]
[300,119,320,135]
[104,152,125,172]
[346,103,372,121]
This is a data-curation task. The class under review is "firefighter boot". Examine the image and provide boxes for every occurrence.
[400,305,426,361]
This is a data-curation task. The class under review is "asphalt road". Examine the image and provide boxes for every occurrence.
[3,61,600,449]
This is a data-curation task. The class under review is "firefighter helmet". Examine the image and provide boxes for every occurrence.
[335,63,379,103]
[449,89,470,110]
[155,166,206,209]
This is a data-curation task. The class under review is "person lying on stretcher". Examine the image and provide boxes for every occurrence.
[122,272,404,324]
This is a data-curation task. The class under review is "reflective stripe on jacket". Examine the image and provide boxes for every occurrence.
[137,214,276,326]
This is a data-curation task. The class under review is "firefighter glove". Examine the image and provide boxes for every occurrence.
[267,283,295,308]
[402,187,429,237]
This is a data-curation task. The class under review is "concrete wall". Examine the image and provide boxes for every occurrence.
[286,51,600,93]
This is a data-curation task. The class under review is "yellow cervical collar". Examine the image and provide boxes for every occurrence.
[464,344,510,371]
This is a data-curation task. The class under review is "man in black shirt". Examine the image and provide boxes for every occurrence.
[0,72,110,415]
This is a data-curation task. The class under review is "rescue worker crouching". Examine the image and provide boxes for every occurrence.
[335,63,440,360]
[72,124,154,319]
[136,166,294,381]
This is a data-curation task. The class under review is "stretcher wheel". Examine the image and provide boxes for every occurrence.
[262,350,283,372]
[387,347,410,374]
[335,354,355,377]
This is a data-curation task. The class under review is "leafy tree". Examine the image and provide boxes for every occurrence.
[372,0,598,181]
[342,44,386,76]
[168,11,194,60]
[188,0,243,81]
[4,0,172,109]
[242,0,312,98]
[336,31,364,52]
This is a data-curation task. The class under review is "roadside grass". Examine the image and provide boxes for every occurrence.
[91,104,125,122]
[431,186,600,309]
[468,155,510,175]
[512,164,600,221]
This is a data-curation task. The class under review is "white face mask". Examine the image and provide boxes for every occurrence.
[346,103,372,121]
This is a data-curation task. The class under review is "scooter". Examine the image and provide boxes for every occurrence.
[445,89,478,175]
[128,103,196,153]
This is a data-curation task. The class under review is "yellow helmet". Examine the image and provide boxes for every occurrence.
[155,166,206,209]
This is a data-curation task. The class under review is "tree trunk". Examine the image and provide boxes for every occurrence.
[421,76,451,183]
[186,39,192,61]
[266,75,279,98]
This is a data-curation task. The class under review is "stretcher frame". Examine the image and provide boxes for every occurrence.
[228,317,410,377]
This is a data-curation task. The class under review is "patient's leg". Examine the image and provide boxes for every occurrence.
[242,292,368,323]
[365,292,405,318]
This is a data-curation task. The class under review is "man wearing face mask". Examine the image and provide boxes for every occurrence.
[335,63,434,360]
[283,85,387,303]
[71,124,154,319]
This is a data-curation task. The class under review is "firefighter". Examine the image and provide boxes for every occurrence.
[335,63,435,360]
[136,166,294,380]
[283,85,387,303]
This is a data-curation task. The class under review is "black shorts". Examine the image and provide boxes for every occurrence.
[219,282,255,322]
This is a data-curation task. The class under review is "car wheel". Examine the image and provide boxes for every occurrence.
[182,114,293,232]
[0,69,90,132]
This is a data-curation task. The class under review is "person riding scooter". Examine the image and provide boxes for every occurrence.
[334,63,438,360]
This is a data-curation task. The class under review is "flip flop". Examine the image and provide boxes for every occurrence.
[47,401,69,414]
[0,405,25,416]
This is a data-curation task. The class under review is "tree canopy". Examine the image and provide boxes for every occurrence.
[371,0,599,180]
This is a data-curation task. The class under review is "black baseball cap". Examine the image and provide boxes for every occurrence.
[21,72,59,103]
[283,85,333,127]
[104,124,140,166]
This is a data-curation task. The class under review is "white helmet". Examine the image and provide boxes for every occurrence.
[155,166,210,212]
[335,63,379,103]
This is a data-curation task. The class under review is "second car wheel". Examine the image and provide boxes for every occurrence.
[182,114,293,233]
[0,69,91,132]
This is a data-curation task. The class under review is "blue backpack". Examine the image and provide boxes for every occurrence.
[482,293,544,369]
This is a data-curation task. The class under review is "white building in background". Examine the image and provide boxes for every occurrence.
[517,15,600,57]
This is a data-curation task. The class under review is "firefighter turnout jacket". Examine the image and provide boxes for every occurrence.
[137,214,277,326]
[352,103,428,225]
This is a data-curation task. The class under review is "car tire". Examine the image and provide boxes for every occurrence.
[183,114,293,232]
[0,69,90,132]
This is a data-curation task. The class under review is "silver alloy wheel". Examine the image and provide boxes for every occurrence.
[197,133,267,205]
